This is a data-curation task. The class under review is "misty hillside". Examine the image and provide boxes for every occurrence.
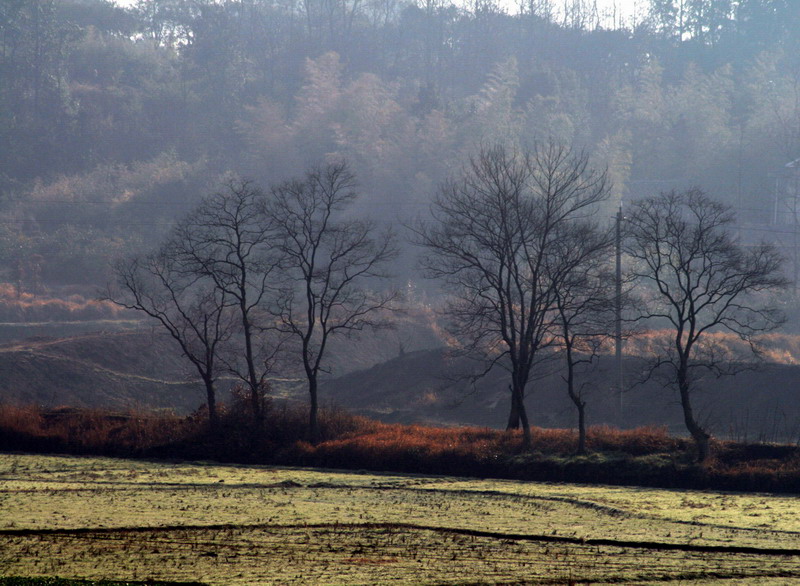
[2,0,800,452]
[0,306,445,413]
[321,347,800,443]
[3,0,800,295]
[2,327,799,445]
[0,331,203,412]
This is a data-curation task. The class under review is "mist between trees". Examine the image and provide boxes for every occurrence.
[0,0,800,284]
[105,144,787,462]
[3,0,800,292]
[2,0,800,459]
[107,163,399,444]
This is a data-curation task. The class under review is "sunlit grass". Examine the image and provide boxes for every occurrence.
[2,454,800,585]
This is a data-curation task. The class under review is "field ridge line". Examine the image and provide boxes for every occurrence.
[2,522,799,557]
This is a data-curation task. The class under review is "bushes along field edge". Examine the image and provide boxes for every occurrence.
[0,402,798,494]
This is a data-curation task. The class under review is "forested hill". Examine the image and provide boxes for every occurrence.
[2,0,799,290]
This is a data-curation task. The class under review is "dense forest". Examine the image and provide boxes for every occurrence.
[2,0,800,291]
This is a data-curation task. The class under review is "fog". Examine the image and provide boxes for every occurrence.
[2,0,799,440]
[3,0,799,290]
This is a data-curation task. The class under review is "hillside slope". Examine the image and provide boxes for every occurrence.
[0,331,205,413]
[321,348,800,443]
[0,308,444,414]
[1,327,798,443]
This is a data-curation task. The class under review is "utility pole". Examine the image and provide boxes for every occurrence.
[615,205,623,419]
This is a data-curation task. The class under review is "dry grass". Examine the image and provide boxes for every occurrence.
[0,284,124,323]
[0,403,798,493]
[0,404,195,456]
[3,454,800,585]
[623,329,800,365]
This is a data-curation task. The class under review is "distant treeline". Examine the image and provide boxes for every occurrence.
[1,0,799,288]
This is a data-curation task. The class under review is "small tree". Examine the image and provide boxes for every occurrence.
[109,250,233,429]
[624,189,787,462]
[415,142,609,448]
[267,162,397,443]
[169,178,280,420]
[549,221,616,454]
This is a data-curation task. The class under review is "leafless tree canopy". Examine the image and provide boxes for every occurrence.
[549,220,617,453]
[415,141,609,447]
[267,162,398,442]
[167,179,280,419]
[108,249,233,428]
[108,163,397,440]
[624,188,788,461]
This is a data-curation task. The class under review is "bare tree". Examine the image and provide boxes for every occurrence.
[415,142,609,448]
[169,179,280,420]
[267,162,397,443]
[549,221,616,454]
[108,250,233,429]
[624,189,787,462]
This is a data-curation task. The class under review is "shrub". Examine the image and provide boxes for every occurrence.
[1,403,799,493]
[0,404,196,456]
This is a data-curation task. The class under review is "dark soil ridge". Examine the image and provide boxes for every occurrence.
[3,522,800,559]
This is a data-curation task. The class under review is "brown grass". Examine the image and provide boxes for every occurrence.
[623,329,800,365]
[0,283,125,322]
[0,402,798,493]
[0,404,195,455]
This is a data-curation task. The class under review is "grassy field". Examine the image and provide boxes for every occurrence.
[1,454,800,584]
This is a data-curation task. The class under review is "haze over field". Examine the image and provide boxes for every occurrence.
[5,7,800,585]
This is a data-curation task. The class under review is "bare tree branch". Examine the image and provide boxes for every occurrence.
[105,249,234,429]
[167,177,282,420]
[412,141,609,449]
[624,188,788,461]
[267,161,399,442]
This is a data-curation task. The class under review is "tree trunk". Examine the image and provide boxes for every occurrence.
[241,301,262,423]
[249,382,261,422]
[204,377,218,431]
[506,383,520,430]
[518,390,532,450]
[309,375,320,444]
[508,384,531,449]
[564,339,586,454]
[576,401,587,455]
[678,370,711,462]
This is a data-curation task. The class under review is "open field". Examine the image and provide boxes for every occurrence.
[1,454,800,584]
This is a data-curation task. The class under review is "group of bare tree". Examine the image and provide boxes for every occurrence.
[414,142,614,451]
[108,163,396,442]
[623,190,787,461]
[111,142,787,462]
[417,142,787,461]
